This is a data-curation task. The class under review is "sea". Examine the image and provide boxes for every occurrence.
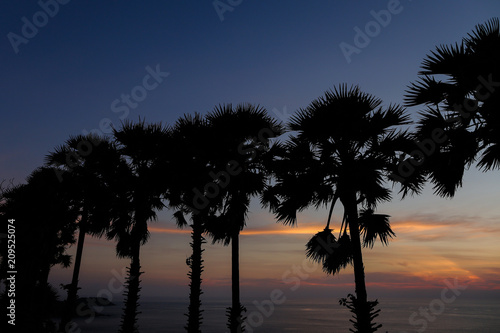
[66,297,500,333]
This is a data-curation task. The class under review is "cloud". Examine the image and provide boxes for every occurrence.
[388,217,500,243]
[149,222,327,236]
[151,215,500,244]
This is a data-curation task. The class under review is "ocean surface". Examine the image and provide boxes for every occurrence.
[67,297,500,333]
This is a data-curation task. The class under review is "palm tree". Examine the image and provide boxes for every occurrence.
[46,134,124,332]
[165,113,221,333]
[404,18,500,197]
[109,120,170,333]
[205,104,283,333]
[0,167,79,332]
[264,84,414,332]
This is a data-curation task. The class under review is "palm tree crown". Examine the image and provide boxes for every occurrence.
[405,18,500,197]
[268,84,411,222]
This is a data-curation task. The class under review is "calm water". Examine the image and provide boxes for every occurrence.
[67,298,500,332]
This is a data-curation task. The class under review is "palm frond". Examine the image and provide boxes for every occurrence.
[305,228,337,263]
[322,233,353,275]
[478,142,500,171]
[405,76,449,107]
[173,210,188,228]
[358,208,395,248]
[420,42,468,77]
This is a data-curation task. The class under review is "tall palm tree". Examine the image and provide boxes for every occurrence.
[205,104,283,333]
[46,135,124,332]
[165,113,221,333]
[109,120,170,333]
[264,84,414,332]
[404,18,500,197]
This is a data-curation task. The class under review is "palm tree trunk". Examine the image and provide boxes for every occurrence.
[228,229,244,333]
[119,238,142,333]
[325,194,338,230]
[344,194,371,332]
[185,218,205,333]
[59,217,87,332]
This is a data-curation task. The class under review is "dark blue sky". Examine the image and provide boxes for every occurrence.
[1,0,499,183]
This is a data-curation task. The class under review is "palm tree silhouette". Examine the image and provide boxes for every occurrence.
[404,18,500,197]
[166,113,220,333]
[109,120,170,333]
[205,104,283,333]
[0,167,79,332]
[265,84,411,332]
[46,135,124,332]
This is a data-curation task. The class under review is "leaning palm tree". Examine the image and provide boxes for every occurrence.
[205,104,283,333]
[46,135,125,332]
[264,84,415,332]
[109,120,171,333]
[404,17,500,197]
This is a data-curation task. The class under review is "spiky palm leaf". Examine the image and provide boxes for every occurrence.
[305,228,354,275]
[305,228,338,263]
[173,210,188,228]
[322,233,354,275]
[358,209,395,248]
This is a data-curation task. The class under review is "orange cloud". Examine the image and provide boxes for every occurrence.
[149,226,190,234]
[149,223,327,236]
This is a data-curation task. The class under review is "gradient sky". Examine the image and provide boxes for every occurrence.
[1,1,499,303]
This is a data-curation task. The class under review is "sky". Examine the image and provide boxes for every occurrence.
[1,0,500,305]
